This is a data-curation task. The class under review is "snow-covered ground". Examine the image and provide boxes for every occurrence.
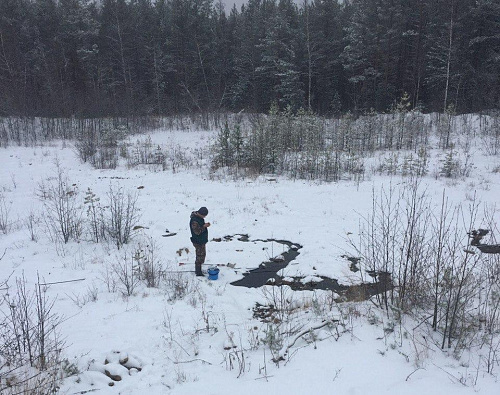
[1,125,499,394]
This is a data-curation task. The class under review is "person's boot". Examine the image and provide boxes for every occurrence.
[195,264,203,277]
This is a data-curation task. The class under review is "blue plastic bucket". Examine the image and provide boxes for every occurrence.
[207,267,220,280]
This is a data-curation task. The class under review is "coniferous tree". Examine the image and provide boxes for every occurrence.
[302,0,344,114]
[424,0,475,112]
[257,0,304,111]
[466,0,500,111]
[231,0,276,112]
[58,0,99,114]
[98,0,135,114]
[0,0,498,116]
[211,1,236,116]
[0,0,34,114]
[343,0,411,112]
[128,0,158,113]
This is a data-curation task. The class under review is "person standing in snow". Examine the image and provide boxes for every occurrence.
[189,207,211,276]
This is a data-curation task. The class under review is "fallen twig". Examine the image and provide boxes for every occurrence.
[406,367,425,381]
[173,358,212,365]
[0,269,14,291]
[38,278,86,286]
[431,362,468,386]
[163,270,196,273]
[279,320,338,359]
[71,389,101,394]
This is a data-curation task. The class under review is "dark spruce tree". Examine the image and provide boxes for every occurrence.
[0,0,498,116]
[257,0,304,111]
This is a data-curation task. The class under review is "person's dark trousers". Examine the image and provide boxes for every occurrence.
[193,243,206,276]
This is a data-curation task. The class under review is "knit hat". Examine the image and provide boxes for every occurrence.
[198,207,208,216]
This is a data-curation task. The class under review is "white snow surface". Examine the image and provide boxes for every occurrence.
[1,125,499,394]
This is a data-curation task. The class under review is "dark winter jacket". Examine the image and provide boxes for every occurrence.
[190,211,208,245]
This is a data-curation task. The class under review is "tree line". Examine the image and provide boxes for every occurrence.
[0,0,498,118]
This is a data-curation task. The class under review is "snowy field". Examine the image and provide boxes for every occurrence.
[1,124,500,394]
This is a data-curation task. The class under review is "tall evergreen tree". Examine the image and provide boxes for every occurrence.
[98,0,135,114]
[209,1,236,115]
[466,0,500,111]
[165,0,216,113]
[301,0,344,114]
[231,0,275,112]
[0,0,498,116]
[257,0,304,110]
[0,0,34,114]
[58,0,99,115]
[342,0,409,112]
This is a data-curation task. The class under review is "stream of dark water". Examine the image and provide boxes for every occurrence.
[225,235,392,301]
[230,238,301,288]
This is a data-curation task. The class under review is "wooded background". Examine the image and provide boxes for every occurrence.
[0,0,498,117]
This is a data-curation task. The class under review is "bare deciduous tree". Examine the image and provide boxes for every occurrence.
[105,184,141,248]
[24,210,39,242]
[111,250,141,297]
[84,188,106,243]
[37,161,83,244]
[135,237,164,288]
[0,274,64,394]
[0,194,11,234]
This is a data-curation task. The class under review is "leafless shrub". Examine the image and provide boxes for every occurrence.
[37,161,83,244]
[377,147,429,177]
[479,254,500,375]
[348,179,432,312]
[0,194,12,234]
[261,322,284,364]
[83,188,106,243]
[258,284,340,365]
[224,346,247,378]
[260,283,296,324]
[437,244,480,350]
[420,194,481,351]
[163,272,195,303]
[479,115,500,156]
[25,210,39,242]
[0,274,64,394]
[111,250,141,297]
[167,144,192,173]
[66,284,99,308]
[473,216,500,374]
[349,182,500,359]
[75,126,128,169]
[74,127,97,163]
[134,238,164,288]
[105,184,141,248]
[99,266,118,294]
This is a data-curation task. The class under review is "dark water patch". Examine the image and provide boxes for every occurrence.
[221,235,302,288]
[342,255,361,272]
[223,235,392,302]
[265,274,393,302]
[476,244,500,254]
[366,270,392,284]
[230,246,301,288]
